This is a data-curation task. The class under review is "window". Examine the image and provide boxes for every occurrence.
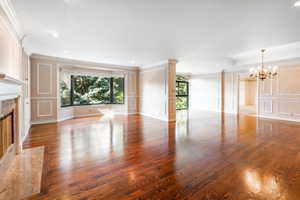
[176,75,189,110]
[60,73,71,107]
[60,75,125,107]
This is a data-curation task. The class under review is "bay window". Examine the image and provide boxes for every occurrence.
[60,74,125,107]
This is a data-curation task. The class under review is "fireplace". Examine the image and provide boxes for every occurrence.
[0,74,24,177]
[0,111,14,160]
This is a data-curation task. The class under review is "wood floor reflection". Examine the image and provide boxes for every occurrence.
[23,111,300,200]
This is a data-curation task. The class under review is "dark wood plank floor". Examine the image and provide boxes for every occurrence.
[24,111,300,200]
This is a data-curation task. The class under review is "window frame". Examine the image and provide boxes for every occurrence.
[61,75,125,108]
[176,80,189,110]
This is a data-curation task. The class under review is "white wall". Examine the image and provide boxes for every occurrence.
[224,72,239,114]
[189,73,222,112]
[139,60,176,121]
[239,81,246,105]
[188,71,239,115]
[139,64,168,120]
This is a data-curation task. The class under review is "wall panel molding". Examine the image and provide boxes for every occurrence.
[259,65,300,122]
[37,100,53,117]
[37,63,53,95]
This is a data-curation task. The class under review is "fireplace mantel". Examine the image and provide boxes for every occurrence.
[0,73,25,85]
[0,73,24,177]
[0,73,25,102]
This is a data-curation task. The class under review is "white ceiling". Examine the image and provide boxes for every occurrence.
[12,0,300,74]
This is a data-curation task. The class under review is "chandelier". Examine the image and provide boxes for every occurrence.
[249,49,278,81]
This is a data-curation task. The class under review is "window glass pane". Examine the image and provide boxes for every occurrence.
[178,82,188,95]
[176,97,188,110]
[60,74,71,106]
[73,76,111,105]
[176,75,187,81]
[113,77,124,104]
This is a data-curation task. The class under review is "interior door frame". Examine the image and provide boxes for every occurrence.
[237,71,259,116]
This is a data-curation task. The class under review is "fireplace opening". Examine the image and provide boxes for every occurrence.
[0,111,14,159]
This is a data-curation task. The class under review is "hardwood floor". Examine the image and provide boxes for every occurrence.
[23,111,300,200]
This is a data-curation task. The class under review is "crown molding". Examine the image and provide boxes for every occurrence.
[141,58,178,69]
[0,0,22,38]
[232,41,300,67]
[168,59,178,64]
[142,60,169,69]
[30,54,140,72]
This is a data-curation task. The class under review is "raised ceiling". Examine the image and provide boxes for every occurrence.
[12,0,300,73]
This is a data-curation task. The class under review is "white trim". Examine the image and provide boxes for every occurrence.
[37,63,53,95]
[258,115,300,123]
[58,115,74,122]
[139,112,169,122]
[31,54,139,72]
[73,113,102,118]
[37,100,53,117]
[31,97,57,100]
[31,119,58,125]
[22,123,32,142]
[0,73,25,85]
[142,60,169,69]
[0,0,22,39]
[127,112,139,115]
[139,65,166,74]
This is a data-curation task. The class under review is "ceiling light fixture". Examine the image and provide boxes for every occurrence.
[47,30,59,38]
[249,49,278,81]
[292,0,300,7]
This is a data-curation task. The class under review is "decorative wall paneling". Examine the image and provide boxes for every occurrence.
[30,58,58,124]
[259,65,300,122]
[30,55,139,124]
[0,4,30,140]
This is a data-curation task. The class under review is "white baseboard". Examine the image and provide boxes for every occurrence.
[31,112,163,125]
[73,113,102,118]
[31,119,58,125]
[258,115,300,123]
[57,115,74,122]
[22,124,32,142]
[139,112,171,122]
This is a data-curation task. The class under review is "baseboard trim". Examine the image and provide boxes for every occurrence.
[58,115,74,122]
[22,124,32,142]
[31,113,155,125]
[31,119,58,125]
[139,112,175,122]
[73,113,102,118]
[258,115,300,123]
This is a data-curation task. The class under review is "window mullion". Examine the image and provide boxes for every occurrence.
[110,77,114,104]
[70,75,74,106]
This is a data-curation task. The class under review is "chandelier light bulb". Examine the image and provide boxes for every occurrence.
[248,49,278,81]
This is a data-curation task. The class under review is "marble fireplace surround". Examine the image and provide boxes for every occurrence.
[0,73,24,177]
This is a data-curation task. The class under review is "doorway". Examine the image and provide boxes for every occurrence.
[238,76,257,116]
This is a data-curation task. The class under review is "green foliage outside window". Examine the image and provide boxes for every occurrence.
[176,97,188,110]
[60,75,124,107]
[113,77,124,104]
[176,75,188,81]
[60,81,71,106]
[176,75,189,110]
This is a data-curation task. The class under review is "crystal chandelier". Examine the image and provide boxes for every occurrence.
[249,49,278,81]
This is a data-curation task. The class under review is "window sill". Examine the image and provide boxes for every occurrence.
[61,104,124,109]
